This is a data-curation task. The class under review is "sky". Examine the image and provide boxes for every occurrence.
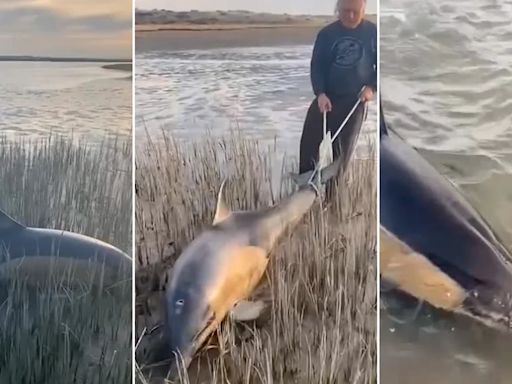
[0,0,132,59]
[136,0,377,15]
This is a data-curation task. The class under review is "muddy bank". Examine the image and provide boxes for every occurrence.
[136,16,377,52]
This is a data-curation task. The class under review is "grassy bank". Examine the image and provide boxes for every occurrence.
[135,132,377,383]
[0,136,133,384]
[135,12,376,52]
[135,9,377,30]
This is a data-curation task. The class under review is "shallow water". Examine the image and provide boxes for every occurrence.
[135,45,377,161]
[381,0,512,382]
[0,62,132,144]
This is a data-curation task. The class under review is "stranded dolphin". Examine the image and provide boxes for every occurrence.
[0,209,131,286]
[379,101,512,330]
[161,148,351,374]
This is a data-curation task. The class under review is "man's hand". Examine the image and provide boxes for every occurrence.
[317,93,332,113]
[359,86,374,102]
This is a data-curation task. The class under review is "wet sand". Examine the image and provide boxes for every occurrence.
[136,16,377,52]
[136,26,321,52]
[136,23,324,32]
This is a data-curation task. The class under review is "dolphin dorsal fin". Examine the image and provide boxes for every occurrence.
[213,179,231,225]
[0,209,25,232]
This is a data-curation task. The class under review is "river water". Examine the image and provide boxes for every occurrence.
[135,44,377,161]
[381,1,512,382]
[0,62,132,144]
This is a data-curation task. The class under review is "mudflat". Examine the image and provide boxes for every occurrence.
[136,25,322,52]
[136,14,377,52]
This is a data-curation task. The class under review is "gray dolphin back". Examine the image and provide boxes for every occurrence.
[380,104,512,327]
[0,208,131,283]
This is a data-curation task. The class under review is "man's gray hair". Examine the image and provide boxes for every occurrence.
[335,0,366,15]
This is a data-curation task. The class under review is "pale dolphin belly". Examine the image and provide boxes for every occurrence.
[0,227,131,286]
[380,226,466,310]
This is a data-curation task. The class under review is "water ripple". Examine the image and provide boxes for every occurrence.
[136,45,377,158]
[0,62,132,145]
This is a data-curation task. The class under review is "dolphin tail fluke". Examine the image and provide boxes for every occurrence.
[289,156,344,193]
[289,122,343,192]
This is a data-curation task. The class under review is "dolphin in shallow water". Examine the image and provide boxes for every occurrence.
[0,209,131,286]
[379,101,512,330]
[162,155,348,374]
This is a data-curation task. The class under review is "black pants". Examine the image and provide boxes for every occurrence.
[299,96,366,198]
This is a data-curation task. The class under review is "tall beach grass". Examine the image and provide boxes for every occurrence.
[0,135,133,384]
[135,131,377,383]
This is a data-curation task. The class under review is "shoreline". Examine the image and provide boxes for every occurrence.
[0,56,131,63]
[102,63,133,72]
[136,25,322,52]
[136,22,327,32]
[135,14,376,31]
[136,16,376,52]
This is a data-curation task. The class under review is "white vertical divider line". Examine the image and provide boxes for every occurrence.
[131,0,136,382]
[376,0,382,382]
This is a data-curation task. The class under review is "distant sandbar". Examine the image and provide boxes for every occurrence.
[135,10,376,52]
[102,63,133,72]
[0,56,131,63]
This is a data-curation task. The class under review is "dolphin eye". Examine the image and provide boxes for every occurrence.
[174,299,185,315]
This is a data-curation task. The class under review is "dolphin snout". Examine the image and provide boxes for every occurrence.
[463,285,512,330]
[164,284,212,376]
[166,310,204,378]
[167,327,196,375]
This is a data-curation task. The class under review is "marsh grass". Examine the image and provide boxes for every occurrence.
[0,136,133,384]
[135,131,377,384]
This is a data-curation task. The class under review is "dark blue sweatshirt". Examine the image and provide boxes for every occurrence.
[310,19,377,99]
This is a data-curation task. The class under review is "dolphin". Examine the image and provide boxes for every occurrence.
[161,154,349,375]
[379,100,512,330]
[0,209,132,287]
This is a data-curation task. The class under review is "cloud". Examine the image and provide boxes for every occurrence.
[37,0,132,20]
[0,0,131,58]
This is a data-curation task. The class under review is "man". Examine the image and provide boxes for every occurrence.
[299,0,377,196]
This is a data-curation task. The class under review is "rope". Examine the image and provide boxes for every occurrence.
[331,98,362,143]
[307,87,368,198]
[323,111,327,138]
[331,86,366,143]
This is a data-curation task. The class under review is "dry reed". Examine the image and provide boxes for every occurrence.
[0,135,133,384]
[135,130,377,384]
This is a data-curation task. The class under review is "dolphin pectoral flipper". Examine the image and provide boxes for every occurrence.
[380,227,467,311]
[230,299,267,321]
[0,209,25,232]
